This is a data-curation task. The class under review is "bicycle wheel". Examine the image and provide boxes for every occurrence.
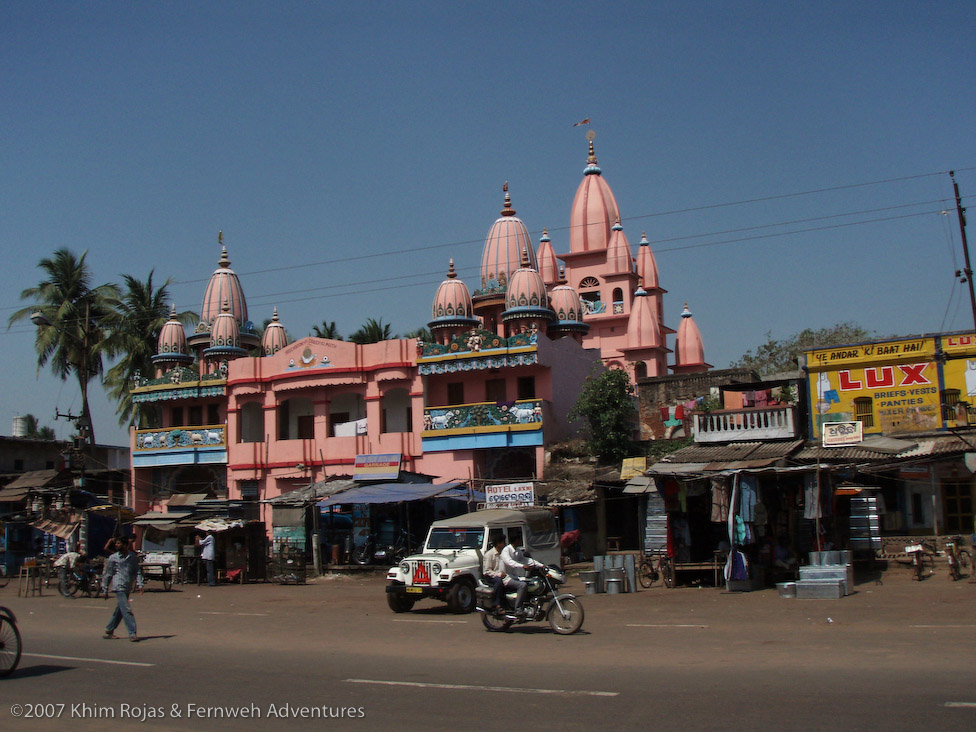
[662,557,676,589]
[637,559,658,589]
[0,615,22,677]
[958,549,972,570]
[60,575,79,598]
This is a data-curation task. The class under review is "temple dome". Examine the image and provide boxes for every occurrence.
[673,302,711,373]
[200,241,248,329]
[262,307,288,356]
[536,228,560,286]
[429,259,479,328]
[636,232,661,290]
[569,137,621,254]
[479,183,538,294]
[502,250,554,323]
[626,287,661,349]
[204,301,247,359]
[152,305,193,367]
[548,268,588,338]
[606,219,635,275]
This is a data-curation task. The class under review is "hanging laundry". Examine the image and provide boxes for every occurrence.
[710,476,730,522]
[739,474,758,522]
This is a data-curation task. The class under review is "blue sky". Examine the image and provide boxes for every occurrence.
[2,2,975,446]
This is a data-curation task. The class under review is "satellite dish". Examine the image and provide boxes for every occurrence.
[586,130,596,142]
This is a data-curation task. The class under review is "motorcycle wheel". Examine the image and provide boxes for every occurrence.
[386,593,416,613]
[548,597,584,635]
[353,546,371,566]
[481,610,513,632]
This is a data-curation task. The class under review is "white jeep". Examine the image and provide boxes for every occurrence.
[385,507,560,613]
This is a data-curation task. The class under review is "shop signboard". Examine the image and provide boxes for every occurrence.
[485,482,534,508]
[805,336,940,438]
[822,421,863,447]
[353,453,401,481]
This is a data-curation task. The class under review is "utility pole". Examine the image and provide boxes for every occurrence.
[950,171,976,332]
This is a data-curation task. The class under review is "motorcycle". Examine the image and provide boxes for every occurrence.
[60,564,102,598]
[476,564,585,635]
[354,530,415,566]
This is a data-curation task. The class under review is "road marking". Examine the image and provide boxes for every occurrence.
[199,611,269,616]
[23,653,155,668]
[391,618,468,624]
[345,679,617,697]
[57,604,106,610]
[626,623,709,628]
[910,624,976,628]
[944,702,976,708]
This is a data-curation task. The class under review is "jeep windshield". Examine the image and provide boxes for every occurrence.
[426,527,485,550]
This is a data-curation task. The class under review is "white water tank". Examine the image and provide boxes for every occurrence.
[12,415,28,437]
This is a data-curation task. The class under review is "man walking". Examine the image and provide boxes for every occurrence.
[101,536,143,642]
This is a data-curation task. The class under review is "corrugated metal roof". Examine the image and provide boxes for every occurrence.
[659,439,804,464]
[794,434,973,462]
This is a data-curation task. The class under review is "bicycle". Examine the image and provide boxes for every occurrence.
[943,536,972,581]
[0,606,22,677]
[905,540,936,581]
[637,547,674,589]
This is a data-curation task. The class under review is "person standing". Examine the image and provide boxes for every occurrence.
[197,531,216,586]
[101,536,143,642]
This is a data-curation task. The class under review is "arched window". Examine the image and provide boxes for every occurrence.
[579,276,600,289]
[329,392,366,437]
[239,402,265,443]
[612,287,624,314]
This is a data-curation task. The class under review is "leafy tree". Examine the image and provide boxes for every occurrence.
[403,326,433,342]
[9,249,119,445]
[349,317,394,344]
[730,322,874,376]
[567,367,637,465]
[21,413,56,441]
[311,320,342,340]
[103,271,197,427]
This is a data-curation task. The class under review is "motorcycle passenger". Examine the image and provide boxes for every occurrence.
[500,530,544,617]
[482,534,506,609]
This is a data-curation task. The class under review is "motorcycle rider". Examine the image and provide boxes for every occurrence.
[500,530,544,617]
[482,534,506,608]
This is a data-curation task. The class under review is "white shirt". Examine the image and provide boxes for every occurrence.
[199,534,215,561]
[54,551,80,569]
[483,547,504,578]
[500,544,541,579]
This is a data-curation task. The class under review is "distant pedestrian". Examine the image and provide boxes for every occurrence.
[101,536,143,642]
[197,530,216,586]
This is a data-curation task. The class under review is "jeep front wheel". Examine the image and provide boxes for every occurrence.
[387,593,416,613]
[447,580,475,613]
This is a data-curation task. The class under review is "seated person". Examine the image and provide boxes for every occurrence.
[774,537,797,570]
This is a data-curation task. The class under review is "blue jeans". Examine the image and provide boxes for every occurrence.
[106,591,137,637]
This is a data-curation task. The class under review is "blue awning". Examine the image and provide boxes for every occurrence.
[317,482,469,507]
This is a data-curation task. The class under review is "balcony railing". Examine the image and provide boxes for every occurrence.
[422,399,543,436]
[134,424,227,452]
[693,406,797,443]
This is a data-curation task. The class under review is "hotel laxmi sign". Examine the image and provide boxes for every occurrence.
[485,482,534,507]
[822,421,863,447]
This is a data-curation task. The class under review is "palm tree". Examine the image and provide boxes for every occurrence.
[403,326,433,343]
[311,320,342,340]
[349,317,394,344]
[21,413,56,441]
[9,249,118,445]
[103,271,197,428]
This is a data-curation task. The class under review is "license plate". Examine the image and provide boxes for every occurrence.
[406,587,423,594]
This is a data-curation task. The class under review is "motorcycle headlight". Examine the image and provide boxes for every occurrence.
[399,562,410,575]
[431,562,442,575]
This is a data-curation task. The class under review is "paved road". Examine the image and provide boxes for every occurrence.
[1,568,975,731]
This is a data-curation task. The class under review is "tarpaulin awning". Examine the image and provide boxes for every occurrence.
[86,504,139,522]
[133,512,181,531]
[318,482,465,507]
[4,469,62,491]
[167,493,211,507]
[194,517,248,532]
[0,486,30,502]
[30,515,82,539]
